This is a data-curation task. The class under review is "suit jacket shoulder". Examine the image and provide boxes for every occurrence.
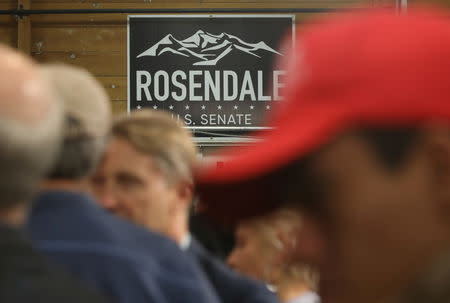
[188,237,280,303]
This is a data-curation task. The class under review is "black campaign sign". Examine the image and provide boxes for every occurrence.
[128,15,294,129]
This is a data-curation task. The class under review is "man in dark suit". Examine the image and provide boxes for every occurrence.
[189,212,235,261]
[28,64,220,303]
[90,109,280,303]
[0,45,108,302]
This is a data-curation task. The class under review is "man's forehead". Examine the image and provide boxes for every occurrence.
[107,137,164,176]
[108,136,146,159]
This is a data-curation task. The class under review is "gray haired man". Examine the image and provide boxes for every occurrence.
[27,64,221,303]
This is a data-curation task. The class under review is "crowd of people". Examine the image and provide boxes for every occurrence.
[1,6,450,303]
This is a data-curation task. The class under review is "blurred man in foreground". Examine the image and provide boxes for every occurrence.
[27,64,220,303]
[196,9,450,303]
[0,46,108,302]
[91,109,280,303]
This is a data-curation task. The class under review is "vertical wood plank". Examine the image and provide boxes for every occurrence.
[17,0,31,54]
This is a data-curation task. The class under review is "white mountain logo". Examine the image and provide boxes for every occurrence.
[137,30,283,66]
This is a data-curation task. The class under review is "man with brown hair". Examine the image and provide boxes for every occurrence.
[91,109,280,303]
[92,110,197,241]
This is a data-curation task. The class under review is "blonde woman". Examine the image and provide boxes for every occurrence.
[228,207,320,303]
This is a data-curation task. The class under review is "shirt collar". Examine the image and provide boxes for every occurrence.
[180,233,192,251]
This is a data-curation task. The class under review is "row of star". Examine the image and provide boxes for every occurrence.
[135,105,271,111]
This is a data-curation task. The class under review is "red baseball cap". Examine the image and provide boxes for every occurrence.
[195,8,450,222]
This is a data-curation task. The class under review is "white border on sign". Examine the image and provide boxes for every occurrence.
[127,14,295,130]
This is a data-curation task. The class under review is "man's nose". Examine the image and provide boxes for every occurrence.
[99,192,118,210]
[96,183,119,212]
[226,251,238,269]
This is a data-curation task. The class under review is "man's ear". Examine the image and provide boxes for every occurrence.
[174,180,194,209]
[424,127,450,218]
[274,229,291,265]
[274,213,326,266]
[291,215,326,266]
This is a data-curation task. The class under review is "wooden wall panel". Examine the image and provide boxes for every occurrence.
[17,0,31,54]
[31,26,124,53]
[0,1,16,10]
[0,1,17,48]
[31,12,327,25]
[31,1,384,10]
[98,76,127,101]
[112,100,127,115]
[31,0,196,3]
[31,51,124,75]
[0,25,17,47]
[32,14,128,25]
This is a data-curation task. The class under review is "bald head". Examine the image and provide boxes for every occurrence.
[0,45,54,126]
[0,45,63,209]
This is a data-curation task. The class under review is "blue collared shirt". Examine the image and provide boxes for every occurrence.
[285,292,320,303]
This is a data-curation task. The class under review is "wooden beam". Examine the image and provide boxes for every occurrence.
[17,0,31,54]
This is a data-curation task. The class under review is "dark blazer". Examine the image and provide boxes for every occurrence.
[27,190,220,303]
[0,224,109,303]
[189,213,235,261]
[187,237,281,303]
